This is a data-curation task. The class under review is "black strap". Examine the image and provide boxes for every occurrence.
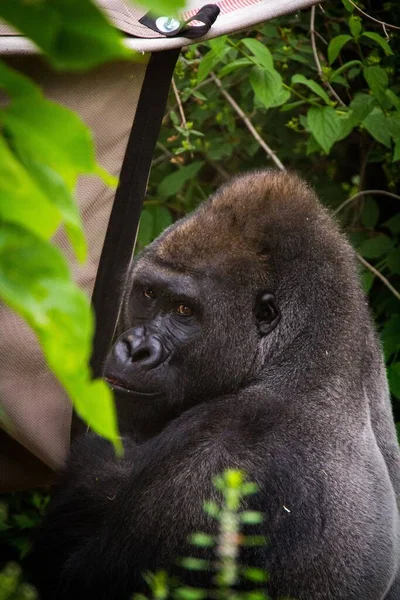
[71,48,180,439]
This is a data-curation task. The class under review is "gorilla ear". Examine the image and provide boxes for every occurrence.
[255,293,280,336]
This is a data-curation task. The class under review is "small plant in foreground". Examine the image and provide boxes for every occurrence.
[136,469,271,600]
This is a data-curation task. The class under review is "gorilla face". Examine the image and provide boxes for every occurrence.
[104,252,280,434]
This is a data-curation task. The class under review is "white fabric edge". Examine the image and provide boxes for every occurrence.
[0,0,321,54]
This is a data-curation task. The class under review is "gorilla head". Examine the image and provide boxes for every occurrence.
[104,169,360,438]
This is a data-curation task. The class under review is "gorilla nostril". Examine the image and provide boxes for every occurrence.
[131,348,151,363]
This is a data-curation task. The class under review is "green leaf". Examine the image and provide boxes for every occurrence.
[385,214,400,234]
[336,94,375,142]
[387,247,400,275]
[175,587,207,600]
[328,35,352,64]
[197,46,227,84]
[203,501,220,517]
[250,66,290,109]
[179,558,209,571]
[363,108,391,147]
[382,315,400,359]
[241,511,264,524]
[153,205,173,237]
[0,137,61,240]
[218,59,253,78]
[158,162,203,198]
[3,96,98,189]
[342,0,355,12]
[137,209,154,250]
[241,38,273,70]
[307,106,342,153]
[18,154,87,262]
[386,90,400,111]
[363,66,388,105]
[360,269,375,294]
[291,74,331,104]
[349,15,362,37]
[394,139,400,163]
[361,197,379,228]
[0,0,131,70]
[190,533,215,547]
[362,32,393,56]
[0,224,120,449]
[359,234,393,259]
[349,93,376,123]
[242,567,269,583]
[388,363,400,400]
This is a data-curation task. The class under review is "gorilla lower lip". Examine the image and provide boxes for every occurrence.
[105,376,160,396]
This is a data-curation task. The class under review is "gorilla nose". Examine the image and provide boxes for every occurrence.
[114,328,164,370]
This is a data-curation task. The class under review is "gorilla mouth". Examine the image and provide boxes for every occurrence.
[105,376,161,397]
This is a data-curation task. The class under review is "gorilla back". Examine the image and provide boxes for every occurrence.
[31,171,400,600]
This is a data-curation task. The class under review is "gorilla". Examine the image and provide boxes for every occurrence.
[30,170,400,600]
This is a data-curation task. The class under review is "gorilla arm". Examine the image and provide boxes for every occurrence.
[31,389,398,600]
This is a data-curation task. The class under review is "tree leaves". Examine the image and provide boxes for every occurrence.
[363,66,388,106]
[250,67,290,109]
[0,0,131,70]
[359,235,393,259]
[307,107,342,153]
[0,224,121,449]
[0,60,120,447]
[362,32,393,56]
[363,108,391,148]
[241,38,273,70]
[158,162,204,198]
[328,35,352,64]
[291,74,332,104]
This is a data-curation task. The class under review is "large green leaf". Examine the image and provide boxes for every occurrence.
[363,108,391,148]
[307,106,342,153]
[241,38,273,70]
[328,34,352,64]
[359,234,393,259]
[158,162,204,198]
[291,74,331,105]
[363,66,388,106]
[388,363,400,400]
[362,32,393,56]
[0,224,120,449]
[0,138,61,240]
[250,66,290,109]
[0,0,131,70]
[197,44,228,84]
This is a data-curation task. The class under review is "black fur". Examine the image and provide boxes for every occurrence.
[30,171,400,599]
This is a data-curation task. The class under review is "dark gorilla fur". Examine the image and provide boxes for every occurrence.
[31,171,400,599]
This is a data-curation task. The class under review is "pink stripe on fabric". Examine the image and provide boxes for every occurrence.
[181,0,263,19]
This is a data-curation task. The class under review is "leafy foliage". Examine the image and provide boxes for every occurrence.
[0,3,125,447]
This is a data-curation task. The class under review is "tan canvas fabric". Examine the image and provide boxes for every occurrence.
[0,56,148,491]
[0,0,323,53]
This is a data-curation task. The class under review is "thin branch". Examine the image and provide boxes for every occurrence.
[357,254,400,302]
[310,6,346,107]
[209,71,286,172]
[172,77,187,127]
[346,0,400,32]
[334,190,400,215]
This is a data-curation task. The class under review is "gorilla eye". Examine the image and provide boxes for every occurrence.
[143,288,156,300]
[176,304,193,316]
